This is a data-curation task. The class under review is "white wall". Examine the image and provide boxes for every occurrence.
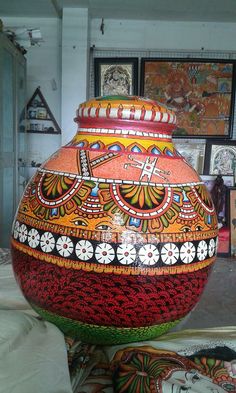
[2,15,236,161]
[90,18,236,140]
[61,8,89,145]
[90,19,236,51]
[2,17,61,169]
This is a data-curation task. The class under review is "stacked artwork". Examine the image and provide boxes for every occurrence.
[94,56,236,256]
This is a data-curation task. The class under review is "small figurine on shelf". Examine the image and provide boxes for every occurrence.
[210,174,227,228]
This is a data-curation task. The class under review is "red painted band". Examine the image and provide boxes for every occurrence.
[74,117,176,134]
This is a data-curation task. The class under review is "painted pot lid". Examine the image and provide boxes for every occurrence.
[75,95,176,126]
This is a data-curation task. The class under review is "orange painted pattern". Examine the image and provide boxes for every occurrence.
[43,148,200,185]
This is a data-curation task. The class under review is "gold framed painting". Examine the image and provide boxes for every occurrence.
[141,58,235,138]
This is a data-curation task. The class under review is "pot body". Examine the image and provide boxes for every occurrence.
[11,96,218,344]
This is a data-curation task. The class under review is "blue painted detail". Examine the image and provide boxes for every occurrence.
[91,183,99,196]
[90,142,101,149]
[108,144,122,151]
[77,142,85,147]
[151,147,161,155]
[207,215,212,224]
[131,145,142,153]
[182,190,189,202]
[165,149,174,156]
[51,208,58,216]
[129,217,141,228]
[173,194,180,203]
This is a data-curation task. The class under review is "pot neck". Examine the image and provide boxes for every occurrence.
[66,118,176,157]
[75,117,175,141]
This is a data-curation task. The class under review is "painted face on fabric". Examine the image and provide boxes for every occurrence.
[161,370,226,393]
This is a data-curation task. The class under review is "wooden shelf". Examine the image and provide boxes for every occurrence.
[27,130,61,134]
[24,87,61,135]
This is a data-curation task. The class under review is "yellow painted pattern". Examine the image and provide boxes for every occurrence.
[68,134,174,152]
[16,213,218,244]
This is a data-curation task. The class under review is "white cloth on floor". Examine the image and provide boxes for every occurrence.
[0,310,72,393]
[0,258,36,314]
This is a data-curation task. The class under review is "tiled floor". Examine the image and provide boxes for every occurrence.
[1,248,236,329]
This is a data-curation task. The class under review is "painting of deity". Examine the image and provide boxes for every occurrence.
[141,58,235,138]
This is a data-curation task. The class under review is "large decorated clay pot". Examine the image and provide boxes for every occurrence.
[11,96,218,345]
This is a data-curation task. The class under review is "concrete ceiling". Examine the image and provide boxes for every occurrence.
[1,0,236,22]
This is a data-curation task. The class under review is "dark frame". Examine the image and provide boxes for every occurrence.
[94,57,139,97]
[140,58,235,138]
[203,140,236,176]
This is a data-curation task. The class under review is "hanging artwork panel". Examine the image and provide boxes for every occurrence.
[141,58,235,138]
[204,140,236,175]
[94,57,138,97]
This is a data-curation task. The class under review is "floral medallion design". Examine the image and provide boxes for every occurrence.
[75,240,94,261]
[40,232,55,253]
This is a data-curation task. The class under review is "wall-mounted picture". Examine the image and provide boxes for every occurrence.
[204,140,236,176]
[229,187,236,257]
[173,140,205,174]
[94,57,138,97]
[141,58,235,138]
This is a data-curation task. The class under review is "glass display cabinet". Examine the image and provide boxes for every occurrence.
[0,32,27,247]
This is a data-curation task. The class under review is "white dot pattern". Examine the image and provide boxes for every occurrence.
[12,221,218,267]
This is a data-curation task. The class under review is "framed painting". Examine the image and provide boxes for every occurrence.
[94,57,138,97]
[140,58,235,138]
[229,187,236,257]
[173,140,206,174]
[204,140,236,176]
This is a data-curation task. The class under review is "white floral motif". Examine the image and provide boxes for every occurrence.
[95,243,115,264]
[28,228,40,248]
[208,238,216,258]
[197,240,208,261]
[56,236,74,257]
[75,240,93,261]
[13,221,20,239]
[18,224,28,243]
[40,232,55,253]
[139,244,159,266]
[180,242,196,264]
[117,244,136,265]
[161,243,179,265]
